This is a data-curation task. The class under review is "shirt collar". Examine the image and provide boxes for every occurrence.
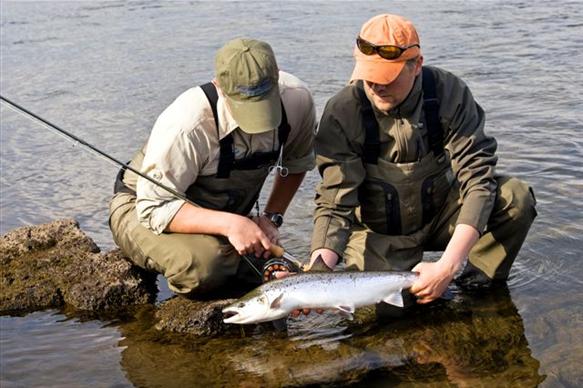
[215,85,241,140]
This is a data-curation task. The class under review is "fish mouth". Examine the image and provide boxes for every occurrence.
[223,310,238,320]
[222,307,241,323]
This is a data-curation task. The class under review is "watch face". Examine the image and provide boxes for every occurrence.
[269,213,283,227]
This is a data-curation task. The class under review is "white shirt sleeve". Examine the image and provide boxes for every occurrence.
[135,87,211,234]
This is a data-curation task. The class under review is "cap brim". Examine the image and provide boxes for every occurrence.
[226,85,281,134]
[350,46,420,84]
[350,59,406,85]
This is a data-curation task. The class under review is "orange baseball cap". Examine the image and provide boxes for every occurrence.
[350,14,421,85]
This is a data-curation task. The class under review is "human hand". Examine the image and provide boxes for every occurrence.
[409,260,458,304]
[226,216,272,258]
[251,215,280,245]
[309,248,339,270]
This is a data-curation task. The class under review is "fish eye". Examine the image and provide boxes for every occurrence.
[238,302,245,308]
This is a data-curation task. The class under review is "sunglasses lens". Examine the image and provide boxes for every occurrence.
[377,46,402,60]
[356,38,376,55]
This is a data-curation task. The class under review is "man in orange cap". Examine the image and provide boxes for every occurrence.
[310,14,537,304]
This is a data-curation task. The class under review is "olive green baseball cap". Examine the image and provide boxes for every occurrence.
[215,38,281,134]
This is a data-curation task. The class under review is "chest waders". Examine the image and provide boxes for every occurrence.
[356,67,455,236]
[115,82,290,216]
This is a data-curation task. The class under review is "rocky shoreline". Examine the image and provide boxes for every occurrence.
[0,219,238,336]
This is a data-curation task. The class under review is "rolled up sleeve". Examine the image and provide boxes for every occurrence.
[281,87,317,174]
[135,90,209,234]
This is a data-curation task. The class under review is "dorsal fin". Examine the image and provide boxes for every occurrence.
[309,255,333,272]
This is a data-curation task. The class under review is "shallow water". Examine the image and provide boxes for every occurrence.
[1,0,582,386]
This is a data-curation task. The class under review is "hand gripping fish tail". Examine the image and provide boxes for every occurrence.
[222,269,419,324]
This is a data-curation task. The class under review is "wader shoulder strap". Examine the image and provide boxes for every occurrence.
[421,67,444,158]
[200,82,219,134]
[200,82,234,178]
[278,101,291,147]
[357,68,445,163]
[356,80,380,165]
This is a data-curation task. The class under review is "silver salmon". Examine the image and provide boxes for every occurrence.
[222,270,418,324]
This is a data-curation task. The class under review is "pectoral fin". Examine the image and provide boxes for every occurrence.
[270,293,284,309]
[335,305,355,320]
[383,291,404,308]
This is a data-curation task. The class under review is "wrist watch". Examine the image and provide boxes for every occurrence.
[263,212,284,228]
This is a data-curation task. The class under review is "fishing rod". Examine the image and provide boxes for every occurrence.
[0,94,298,279]
[1,95,195,206]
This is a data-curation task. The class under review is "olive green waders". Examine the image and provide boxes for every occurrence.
[338,70,537,284]
[344,175,537,282]
[109,191,262,296]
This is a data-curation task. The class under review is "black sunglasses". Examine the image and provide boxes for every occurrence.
[356,36,420,60]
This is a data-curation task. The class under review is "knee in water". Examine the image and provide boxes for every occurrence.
[501,177,537,223]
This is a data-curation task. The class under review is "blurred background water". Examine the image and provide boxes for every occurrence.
[1,1,582,386]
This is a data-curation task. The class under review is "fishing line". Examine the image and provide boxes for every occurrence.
[0,95,264,279]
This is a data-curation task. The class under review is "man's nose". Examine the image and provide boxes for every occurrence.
[371,82,389,93]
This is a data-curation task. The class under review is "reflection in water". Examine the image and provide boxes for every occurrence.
[117,287,544,387]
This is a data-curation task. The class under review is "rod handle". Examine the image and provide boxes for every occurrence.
[269,244,285,257]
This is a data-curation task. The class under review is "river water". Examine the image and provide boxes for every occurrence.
[1,1,582,386]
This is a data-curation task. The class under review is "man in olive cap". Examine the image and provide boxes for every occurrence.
[109,38,316,296]
[310,14,537,304]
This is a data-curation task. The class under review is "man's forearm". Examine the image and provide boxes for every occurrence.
[166,202,244,235]
[439,223,480,273]
[263,172,306,214]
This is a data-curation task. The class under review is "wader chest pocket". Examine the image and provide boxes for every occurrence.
[358,180,401,235]
[421,169,454,224]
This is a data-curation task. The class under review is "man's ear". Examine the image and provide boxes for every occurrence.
[415,55,424,76]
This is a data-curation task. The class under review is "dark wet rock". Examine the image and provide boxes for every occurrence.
[0,219,157,314]
[0,218,245,337]
[155,297,237,336]
[65,248,157,311]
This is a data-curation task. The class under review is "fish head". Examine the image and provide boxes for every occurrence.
[222,288,286,324]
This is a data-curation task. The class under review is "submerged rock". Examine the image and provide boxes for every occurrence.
[155,297,237,337]
[0,219,157,314]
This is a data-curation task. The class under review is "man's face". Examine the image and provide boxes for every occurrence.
[364,56,423,113]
